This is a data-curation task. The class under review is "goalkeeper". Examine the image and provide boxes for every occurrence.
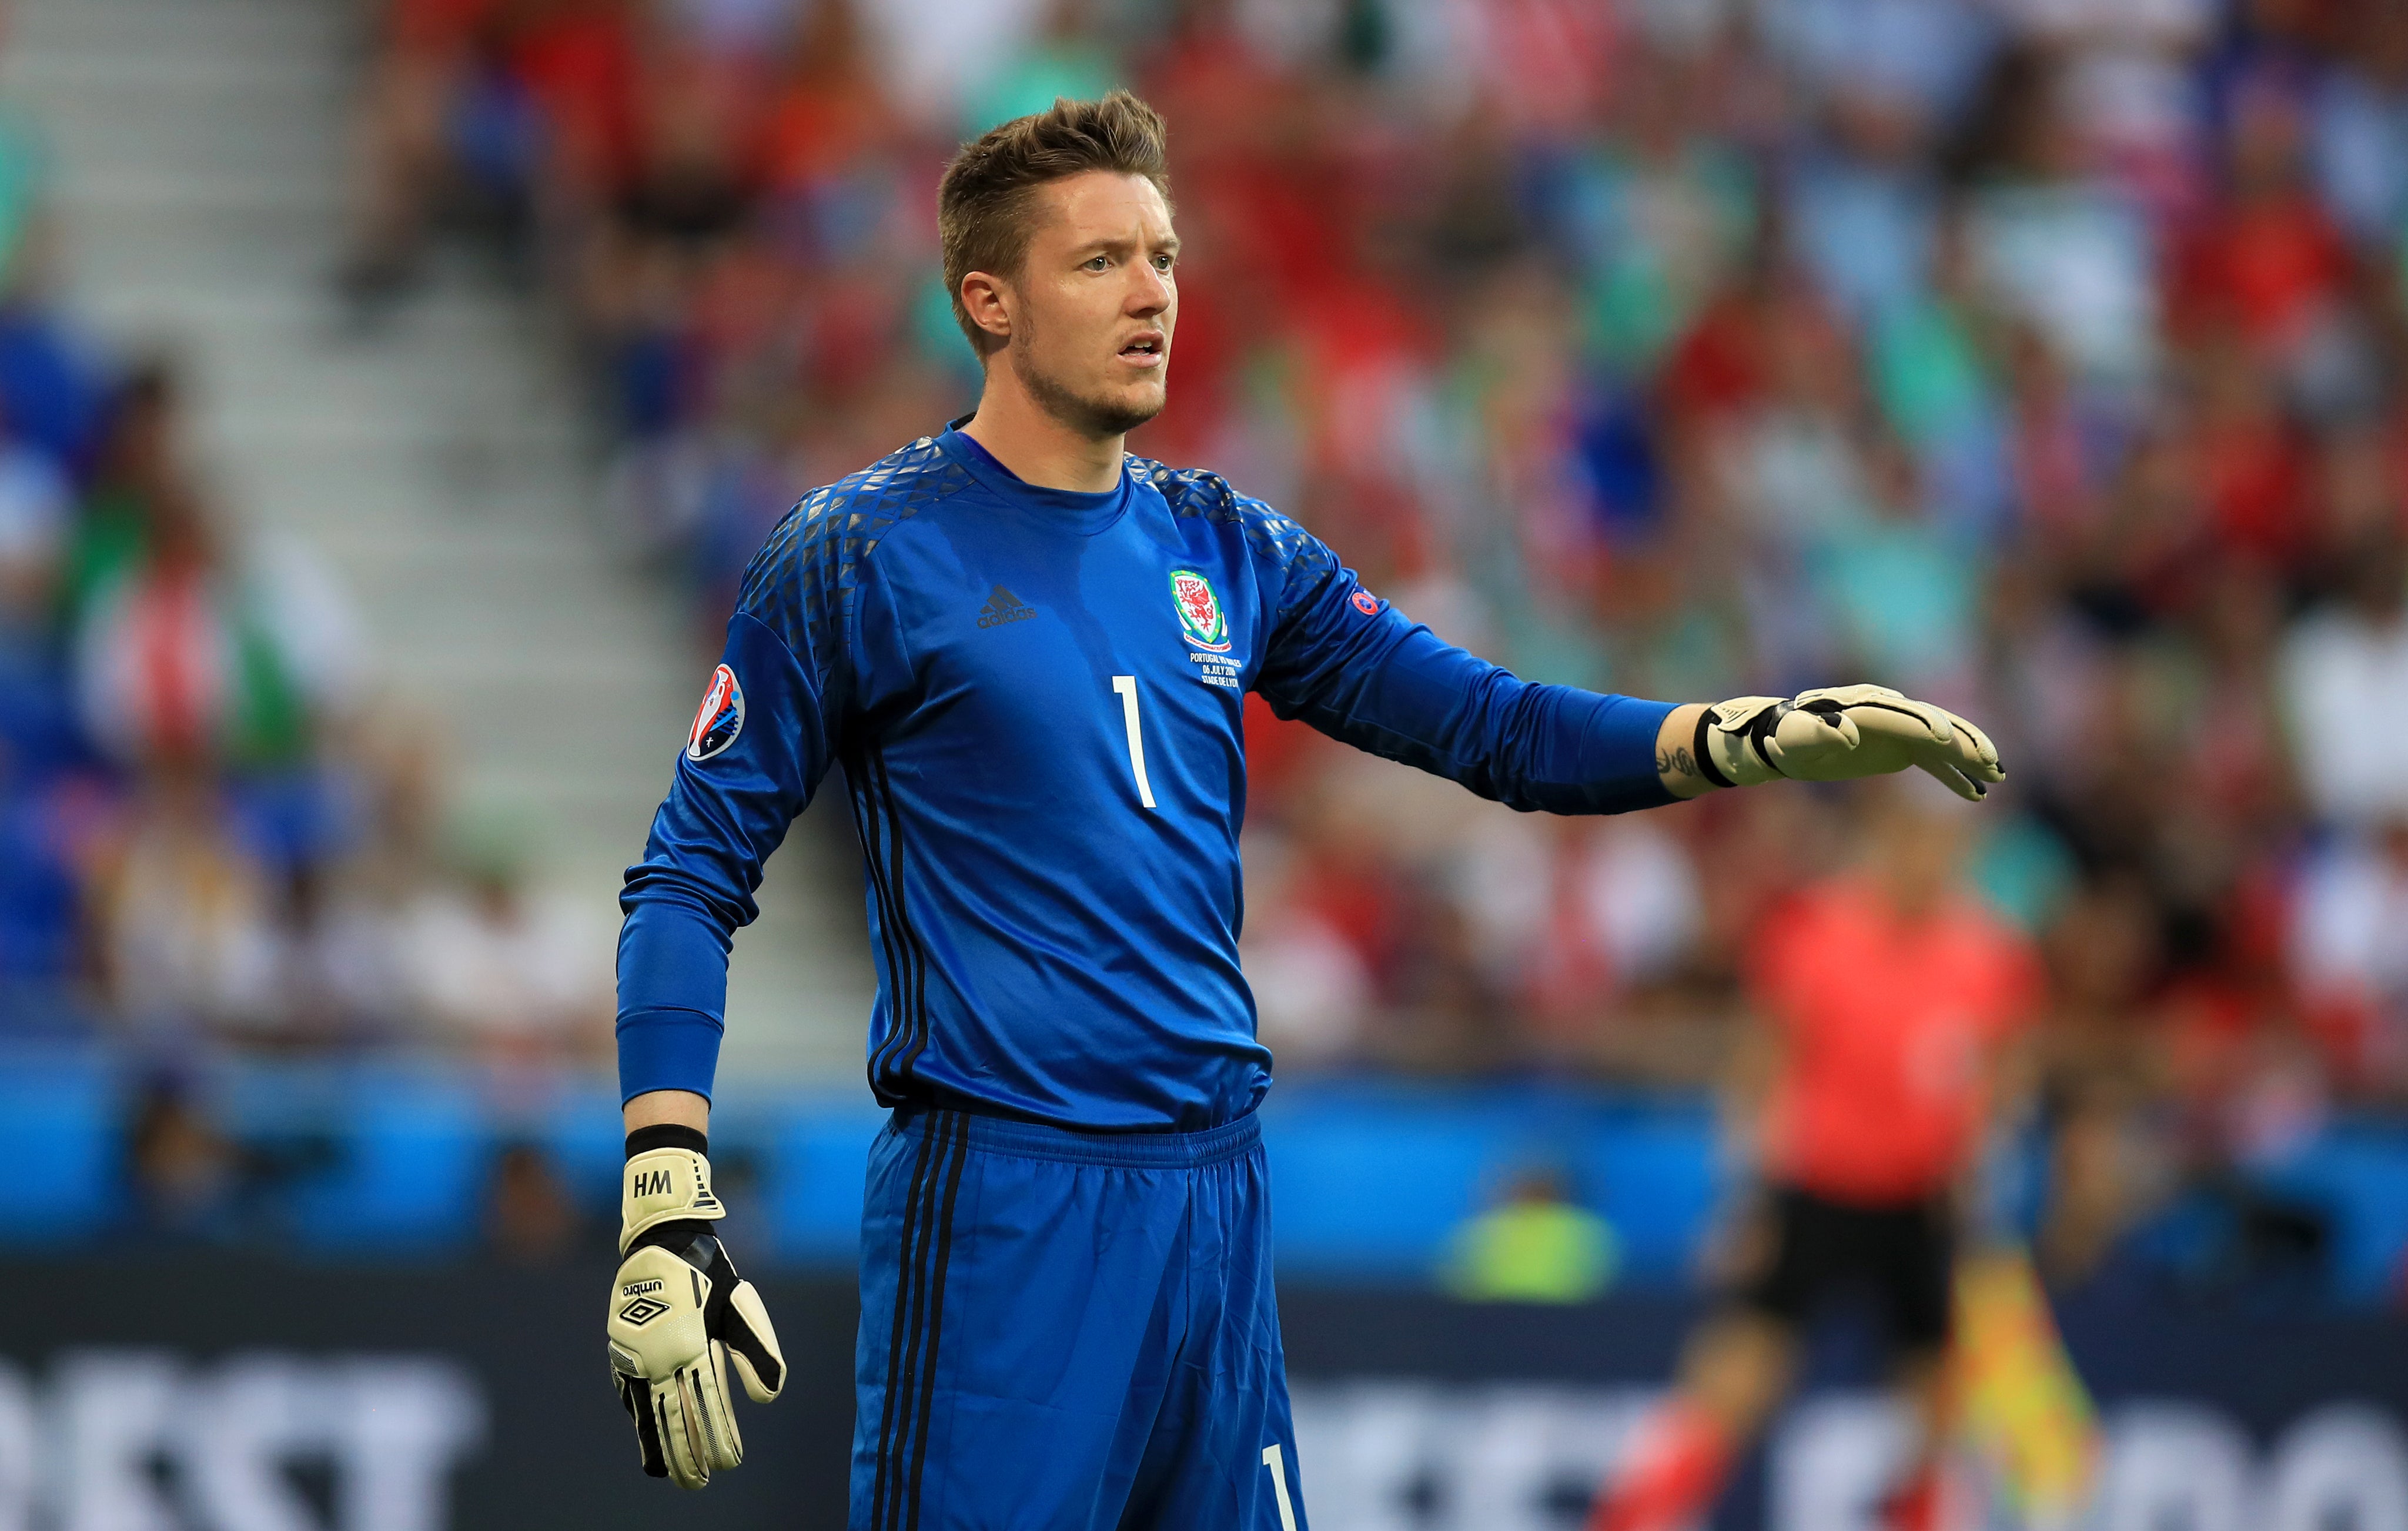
[604,696,2003,1503]
[604,91,2006,1529]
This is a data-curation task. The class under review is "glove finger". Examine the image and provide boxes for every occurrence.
[724,1281,787,1402]
[1844,694,1955,746]
[678,1358,738,1478]
[1793,683,1907,714]
[654,1373,713,1489]
[1915,754,1987,801]
[1937,707,2004,781]
[616,1368,668,1478]
[700,1342,746,1470]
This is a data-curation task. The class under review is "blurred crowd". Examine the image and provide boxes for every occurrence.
[0,119,607,1070]
[333,0,2408,1291]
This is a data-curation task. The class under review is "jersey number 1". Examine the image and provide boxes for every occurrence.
[1111,676,1158,811]
[1262,1443,1300,1531]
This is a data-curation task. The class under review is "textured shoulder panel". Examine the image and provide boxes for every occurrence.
[736,436,973,684]
[1126,456,1338,617]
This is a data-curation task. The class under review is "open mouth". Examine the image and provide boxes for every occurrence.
[1119,333,1164,361]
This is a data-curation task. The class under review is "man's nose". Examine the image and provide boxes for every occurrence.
[1126,263,1172,316]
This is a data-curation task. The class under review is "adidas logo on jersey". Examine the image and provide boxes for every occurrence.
[976,585,1036,628]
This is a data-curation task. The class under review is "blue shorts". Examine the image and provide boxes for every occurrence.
[850,1106,1307,1531]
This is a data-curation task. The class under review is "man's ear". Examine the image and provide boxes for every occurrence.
[959,271,1012,349]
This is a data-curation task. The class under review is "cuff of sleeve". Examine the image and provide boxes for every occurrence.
[1593,696,1680,813]
[617,1007,726,1104]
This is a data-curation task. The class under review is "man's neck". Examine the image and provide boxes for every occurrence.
[958,370,1124,493]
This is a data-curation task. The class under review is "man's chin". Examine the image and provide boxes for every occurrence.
[1083,389,1166,437]
[1021,359,1166,439]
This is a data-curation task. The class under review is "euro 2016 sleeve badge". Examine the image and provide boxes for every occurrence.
[1168,569,1232,653]
[686,663,745,760]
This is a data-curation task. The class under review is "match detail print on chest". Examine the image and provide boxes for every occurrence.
[1168,567,1243,691]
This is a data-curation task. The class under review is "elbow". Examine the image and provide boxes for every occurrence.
[620,863,754,938]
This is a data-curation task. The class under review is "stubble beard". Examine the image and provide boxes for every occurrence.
[1009,327,1165,440]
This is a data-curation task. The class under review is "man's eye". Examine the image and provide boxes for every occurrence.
[1084,256,1110,271]
[1153,255,1175,272]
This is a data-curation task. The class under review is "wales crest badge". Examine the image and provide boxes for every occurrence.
[1168,569,1231,652]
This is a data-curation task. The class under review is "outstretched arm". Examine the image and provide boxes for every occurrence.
[1254,589,1684,814]
[1253,521,2002,812]
[1241,516,1672,813]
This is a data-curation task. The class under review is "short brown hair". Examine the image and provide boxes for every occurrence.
[938,91,1172,357]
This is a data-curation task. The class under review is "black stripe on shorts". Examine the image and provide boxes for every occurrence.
[874,1111,969,1531]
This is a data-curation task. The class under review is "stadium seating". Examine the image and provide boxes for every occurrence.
[21,1046,2408,1308]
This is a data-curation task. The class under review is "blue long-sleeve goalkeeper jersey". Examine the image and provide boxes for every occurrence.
[617,427,1678,1129]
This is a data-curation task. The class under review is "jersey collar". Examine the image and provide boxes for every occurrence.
[937,424,1132,537]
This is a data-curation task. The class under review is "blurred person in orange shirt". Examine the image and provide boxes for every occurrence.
[1589,782,2040,1531]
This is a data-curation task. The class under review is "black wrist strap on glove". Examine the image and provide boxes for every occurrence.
[626,1124,709,1159]
[1693,708,1736,790]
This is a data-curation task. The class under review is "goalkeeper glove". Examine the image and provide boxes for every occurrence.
[1694,684,2004,801]
[607,1126,785,1489]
